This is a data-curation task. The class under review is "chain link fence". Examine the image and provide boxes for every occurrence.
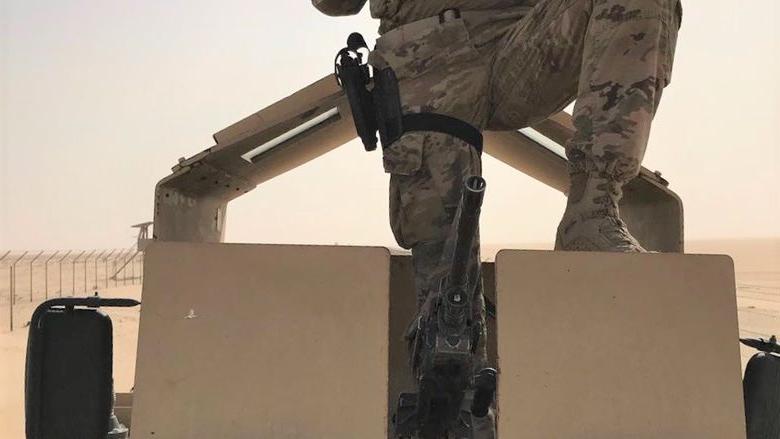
[0,249,144,331]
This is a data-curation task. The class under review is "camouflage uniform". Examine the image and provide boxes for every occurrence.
[315,0,681,436]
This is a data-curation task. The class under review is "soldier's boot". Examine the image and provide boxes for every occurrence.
[469,368,497,439]
[555,162,646,253]
[470,368,497,418]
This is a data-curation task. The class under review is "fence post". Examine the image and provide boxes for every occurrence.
[11,252,28,306]
[115,249,132,286]
[121,251,127,286]
[0,251,10,330]
[44,251,60,300]
[8,266,13,331]
[71,250,85,296]
[111,252,117,287]
[113,252,119,287]
[58,251,72,298]
[83,250,96,293]
[29,250,44,302]
[94,250,106,291]
[123,250,137,286]
[103,249,116,288]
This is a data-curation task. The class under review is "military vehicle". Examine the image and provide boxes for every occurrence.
[23,56,779,437]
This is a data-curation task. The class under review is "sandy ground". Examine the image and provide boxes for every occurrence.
[0,239,777,437]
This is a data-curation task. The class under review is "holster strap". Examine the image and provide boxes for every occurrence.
[401,113,483,155]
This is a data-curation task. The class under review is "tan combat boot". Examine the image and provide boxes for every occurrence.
[555,166,647,253]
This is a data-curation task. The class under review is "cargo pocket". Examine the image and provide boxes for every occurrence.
[386,134,423,249]
[386,132,437,250]
[383,131,424,175]
[374,17,480,82]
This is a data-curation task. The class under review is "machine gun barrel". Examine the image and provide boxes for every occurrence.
[448,176,486,289]
[396,176,488,439]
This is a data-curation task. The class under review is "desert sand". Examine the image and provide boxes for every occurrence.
[0,239,777,438]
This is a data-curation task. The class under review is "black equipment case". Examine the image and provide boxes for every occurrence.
[25,297,140,439]
[742,336,780,439]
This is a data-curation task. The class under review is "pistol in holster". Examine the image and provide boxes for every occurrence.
[334,32,403,152]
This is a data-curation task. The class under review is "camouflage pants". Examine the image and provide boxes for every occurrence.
[374,3,679,434]
[374,0,680,306]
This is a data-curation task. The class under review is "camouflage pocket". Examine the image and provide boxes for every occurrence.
[383,132,425,175]
[374,17,480,81]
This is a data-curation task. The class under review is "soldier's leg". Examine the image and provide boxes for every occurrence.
[558,0,681,252]
[372,18,496,435]
[489,0,682,251]
[373,27,492,367]
[387,131,487,364]
[388,132,494,439]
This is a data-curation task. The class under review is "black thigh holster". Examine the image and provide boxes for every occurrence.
[335,32,483,155]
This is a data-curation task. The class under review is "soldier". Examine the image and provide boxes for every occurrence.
[315,0,681,437]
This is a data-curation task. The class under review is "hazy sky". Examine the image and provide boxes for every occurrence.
[1,1,778,251]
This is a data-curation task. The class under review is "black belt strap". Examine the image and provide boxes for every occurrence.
[401,113,483,155]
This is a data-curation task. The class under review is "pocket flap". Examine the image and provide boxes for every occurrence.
[383,132,425,175]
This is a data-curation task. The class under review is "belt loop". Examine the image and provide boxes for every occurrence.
[438,8,461,24]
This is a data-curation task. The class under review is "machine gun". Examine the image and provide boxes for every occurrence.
[395,176,491,439]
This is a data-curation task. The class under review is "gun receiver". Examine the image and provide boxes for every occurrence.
[396,176,487,439]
